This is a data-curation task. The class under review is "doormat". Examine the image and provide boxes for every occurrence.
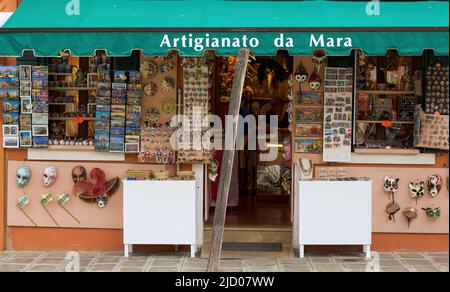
[222,242,283,252]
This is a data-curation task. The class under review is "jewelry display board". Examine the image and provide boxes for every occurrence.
[322,67,353,162]
[424,64,449,115]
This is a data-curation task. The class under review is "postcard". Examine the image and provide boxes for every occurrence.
[32,79,48,89]
[32,136,49,148]
[110,142,125,153]
[295,108,323,123]
[3,113,19,125]
[2,100,20,113]
[295,139,323,153]
[3,125,19,137]
[19,65,32,81]
[32,113,49,125]
[32,66,48,79]
[114,71,127,83]
[32,125,49,136]
[110,135,125,143]
[0,89,19,100]
[3,136,19,148]
[19,131,32,148]
[296,91,323,105]
[21,97,33,114]
[20,114,32,131]
[125,143,140,153]
[295,124,322,137]
[0,66,18,79]
[20,81,32,97]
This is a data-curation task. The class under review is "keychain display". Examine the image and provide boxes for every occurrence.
[424,64,449,115]
[178,56,214,164]
[139,123,176,164]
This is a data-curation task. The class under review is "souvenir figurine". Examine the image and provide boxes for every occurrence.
[294,62,309,84]
[16,165,32,188]
[402,207,418,228]
[409,181,425,203]
[43,166,58,187]
[427,173,442,197]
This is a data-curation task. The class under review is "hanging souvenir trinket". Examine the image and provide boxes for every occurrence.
[144,82,157,97]
[294,62,309,84]
[160,61,175,73]
[17,194,37,226]
[383,176,400,202]
[312,50,327,74]
[308,71,322,91]
[422,207,441,219]
[41,193,59,227]
[427,173,442,197]
[402,207,418,227]
[43,166,58,187]
[161,98,176,114]
[386,202,400,221]
[58,193,80,224]
[140,61,158,78]
[161,77,175,92]
[409,181,425,204]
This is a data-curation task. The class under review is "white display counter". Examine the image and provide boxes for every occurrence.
[298,180,372,258]
[123,180,198,258]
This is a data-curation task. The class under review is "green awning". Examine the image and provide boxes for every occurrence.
[0,0,448,56]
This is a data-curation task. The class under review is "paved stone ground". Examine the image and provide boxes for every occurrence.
[0,251,447,272]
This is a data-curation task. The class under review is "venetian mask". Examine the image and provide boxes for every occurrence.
[72,166,87,183]
[409,181,425,199]
[402,207,418,227]
[96,194,108,208]
[386,202,400,221]
[294,62,308,83]
[16,166,32,188]
[427,174,442,197]
[384,176,399,193]
[43,166,58,187]
[312,50,327,74]
[308,71,321,91]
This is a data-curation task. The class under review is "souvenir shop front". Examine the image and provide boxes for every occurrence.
[0,0,449,253]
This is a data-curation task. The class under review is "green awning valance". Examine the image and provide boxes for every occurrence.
[0,0,448,56]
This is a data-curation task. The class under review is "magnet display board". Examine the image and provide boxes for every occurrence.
[322,67,353,162]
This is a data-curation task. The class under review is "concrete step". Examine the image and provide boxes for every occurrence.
[203,226,292,245]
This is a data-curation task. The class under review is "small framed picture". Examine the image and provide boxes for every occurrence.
[19,65,32,81]
[3,136,19,148]
[20,81,32,97]
[19,131,32,148]
[125,143,140,153]
[3,125,19,137]
[21,97,33,114]
[32,113,48,125]
[32,125,49,136]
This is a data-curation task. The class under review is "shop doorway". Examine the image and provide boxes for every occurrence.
[206,52,293,228]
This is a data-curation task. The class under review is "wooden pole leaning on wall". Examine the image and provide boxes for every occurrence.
[207,49,250,272]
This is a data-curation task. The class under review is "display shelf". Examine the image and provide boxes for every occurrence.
[48,73,75,76]
[48,103,75,105]
[47,145,95,151]
[49,117,96,121]
[354,148,420,155]
[356,120,414,124]
[358,90,416,95]
[48,87,97,91]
